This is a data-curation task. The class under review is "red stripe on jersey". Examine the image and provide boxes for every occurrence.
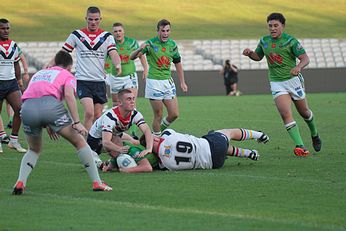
[112,107,132,126]
[63,43,74,51]
[81,28,105,41]
[0,40,13,51]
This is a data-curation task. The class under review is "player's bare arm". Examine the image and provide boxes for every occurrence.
[291,53,310,76]
[242,48,262,61]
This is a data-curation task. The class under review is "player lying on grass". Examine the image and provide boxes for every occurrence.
[87,89,153,169]
[100,128,269,172]
[12,51,112,195]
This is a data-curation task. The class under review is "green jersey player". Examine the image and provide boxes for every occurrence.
[104,23,148,106]
[102,141,159,173]
[242,12,321,156]
[130,19,188,136]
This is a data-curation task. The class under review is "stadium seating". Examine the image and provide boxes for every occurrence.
[18,38,346,72]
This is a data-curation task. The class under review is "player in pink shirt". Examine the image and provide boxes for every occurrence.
[12,51,112,195]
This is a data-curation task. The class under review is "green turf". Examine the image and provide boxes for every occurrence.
[0,93,345,230]
[2,0,346,41]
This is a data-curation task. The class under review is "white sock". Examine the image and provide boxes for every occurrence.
[77,145,102,184]
[17,150,39,185]
[239,129,263,140]
[91,151,103,168]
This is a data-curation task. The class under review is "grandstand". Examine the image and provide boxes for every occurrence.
[18,38,346,73]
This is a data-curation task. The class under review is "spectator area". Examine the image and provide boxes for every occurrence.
[18,39,346,73]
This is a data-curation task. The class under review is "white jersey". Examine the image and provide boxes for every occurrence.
[158,129,213,170]
[0,40,20,80]
[63,28,116,82]
[89,107,146,138]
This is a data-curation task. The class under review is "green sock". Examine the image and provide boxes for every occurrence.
[160,117,170,131]
[304,112,318,137]
[285,121,304,147]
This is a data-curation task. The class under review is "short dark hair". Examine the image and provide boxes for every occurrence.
[157,19,170,31]
[267,13,286,25]
[118,89,133,99]
[112,22,123,28]
[54,51,73,68]
[0,18,9,24]
[87,6,100,14]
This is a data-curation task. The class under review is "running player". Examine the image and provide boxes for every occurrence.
[48,6,122,131]
[0,18,26,153]
[130,19,188,136]
[12,51,112,195]
[242,12,321,156]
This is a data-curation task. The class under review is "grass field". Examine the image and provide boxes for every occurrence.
[2,0,346,41]
[0,93,345,231]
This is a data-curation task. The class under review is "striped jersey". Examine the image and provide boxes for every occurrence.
[157,129,212,170]
[0,39,20,80]
[63,28,116,81]
[89,107,146,138]
[105,36,139,77]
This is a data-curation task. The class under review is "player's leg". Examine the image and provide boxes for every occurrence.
[58,125,112,191]
[217,128,269,143]
[6,100,14,128]
[13,101,43,195]
[150,99,164,135]
[93,103,104,121]
[6,90,26,152]
[294,98,321,152]
[162,97,179,131]
[274,94,308,156]
[0,109,10,146]
[80,97,95,131]
[217,129,268,161]
[13,134,42,195]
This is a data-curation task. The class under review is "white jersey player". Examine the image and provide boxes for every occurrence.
[149,128,270,171]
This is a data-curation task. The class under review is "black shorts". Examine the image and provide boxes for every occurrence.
[77,80,107,104]
[202,131,229,169]
[87,134,103,154]
[0,79,20,101]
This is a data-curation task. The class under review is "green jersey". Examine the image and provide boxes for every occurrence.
[110,141,159,168]
[141,36,181,80]
[105,37,139,77]
[255,33,306,82]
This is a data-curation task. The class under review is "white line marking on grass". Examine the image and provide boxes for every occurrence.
[2,157,344,185]
[4,190,345,231]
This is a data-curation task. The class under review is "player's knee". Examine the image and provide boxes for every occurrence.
[84,110,94,120]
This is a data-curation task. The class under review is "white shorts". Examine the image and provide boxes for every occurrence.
[270,75,306,100]
[107,73,138,94]
[145,78,176,100]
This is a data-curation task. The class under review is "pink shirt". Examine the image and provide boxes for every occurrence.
[22,66,76,101]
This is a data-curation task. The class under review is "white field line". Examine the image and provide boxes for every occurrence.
[1,157,345,185]
[1,189,345,231]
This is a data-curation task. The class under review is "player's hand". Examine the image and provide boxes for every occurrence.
[115,66,122,77]
[46,127,60,140]
[136,149,151,158]
[23,73,30,82]
[180,82,188,92]
[118,145,130,154]
[140,43,150,50]
[72,122,88,137]
[290,66,301,76]
[242,48,253,57]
